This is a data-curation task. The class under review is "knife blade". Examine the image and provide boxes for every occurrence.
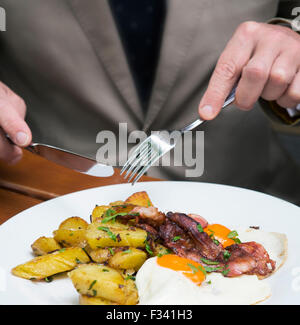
[6,136,114,177]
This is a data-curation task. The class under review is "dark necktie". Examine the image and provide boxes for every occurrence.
[109,0,166,110]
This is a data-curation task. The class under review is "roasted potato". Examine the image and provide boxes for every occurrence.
[12,247,90,280]
[53,217,88,247]
[153,243,172,257]
[68,264,138,305]
[91,205,110,223]
[108,248,147,271]
[31,237,61,256]
[86,221,147,249]
[125,191,153,207]
[59,216,89,230]
[79,295,118,305]
[89,248,112,263]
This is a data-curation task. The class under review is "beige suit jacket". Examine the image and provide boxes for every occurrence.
[0,0,300,204]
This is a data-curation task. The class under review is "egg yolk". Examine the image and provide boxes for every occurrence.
[157,254,206,285]
[204,224,235,248]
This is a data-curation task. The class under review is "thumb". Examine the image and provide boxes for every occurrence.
[0,101,32,146]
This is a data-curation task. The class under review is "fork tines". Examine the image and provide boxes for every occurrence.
[120,137,160,185]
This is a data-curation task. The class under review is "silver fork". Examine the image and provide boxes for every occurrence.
[121,85,237,185]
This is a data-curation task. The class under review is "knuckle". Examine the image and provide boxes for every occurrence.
[287,88,300,103]
[243,63,267,81]
[238,21,259,37]
[235,95,254,111]
[270,69,291,86]
[215,59,238,81]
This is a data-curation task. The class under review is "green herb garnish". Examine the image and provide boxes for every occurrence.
[58,248,66,253]
[88,280,97,290]
[200,258,219,265]
[204,266,223,273]
[145,241,153,256]
[44,276,53,283]
[125,275,136,281]
[197,224,204,232]
[227,230,239,239]
[97,226,117,241]
[187,263,199,274]
[172,236,181,242]
[108,247,115,255]
[122,249,132,255]
[223,251,231,261]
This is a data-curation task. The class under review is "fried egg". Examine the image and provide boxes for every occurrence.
[136,228,287,305]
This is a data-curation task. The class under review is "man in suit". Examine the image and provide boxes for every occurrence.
[0,0,300,204]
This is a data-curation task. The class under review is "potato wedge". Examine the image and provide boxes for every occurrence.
[79,295,118,305]
[53,216,88,247]
[59,216,89,230]
[86,222,147,249]
[68,264,138,305]
[12,247,90,280]
[108,248,147,270]
[53,229,87,248]
[31,237,61,256]
[89,248,112,263]
[125,191,153,207]
[91,205,110,223]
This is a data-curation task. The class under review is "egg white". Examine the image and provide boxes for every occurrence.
[136,229,287,305]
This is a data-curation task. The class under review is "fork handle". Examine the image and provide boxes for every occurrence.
[180,84,237,133]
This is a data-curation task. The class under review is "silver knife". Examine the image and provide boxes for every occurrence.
[7,137,114,177]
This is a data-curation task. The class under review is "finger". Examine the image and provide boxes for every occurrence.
[0,129,23,164]
[261,53,299,101]
[0,99,32,146]
[235,40,280,110]
[198,22,259,120]
[277,71,300,108]
[0,81,27,118]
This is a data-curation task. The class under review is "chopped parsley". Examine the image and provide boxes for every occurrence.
[125,275,136,281]
[222,266,230,276]
[227,230,239,239]
[172,236,181,242]
[147,200,151,207]
[187,263,199,274]
[88,280,97,290]
[187,263,207,276]
[97,226,117,242]
[145,241,153,256]
[200,258,219,265]
[122,249,132,255]
[227,230,241,243]
[197,224,204,232]
[102,269,109,272]
[58,248,66,253]
[223,250,231,261]
[44,276,53,283]
[92,289,97,297]
[213,239,220,246]
[108,247,115,255]
[204,266,223,273]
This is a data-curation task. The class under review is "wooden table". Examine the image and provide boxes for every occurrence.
[0,150,159,225]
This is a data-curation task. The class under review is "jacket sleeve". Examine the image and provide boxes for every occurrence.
[259,0,300,126]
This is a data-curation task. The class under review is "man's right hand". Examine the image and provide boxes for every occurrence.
[0,81,32,164]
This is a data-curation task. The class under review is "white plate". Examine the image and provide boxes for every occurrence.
[0,181,299,305]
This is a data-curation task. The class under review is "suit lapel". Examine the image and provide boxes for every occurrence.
[143,0,205,130]
[67,0,144,123]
